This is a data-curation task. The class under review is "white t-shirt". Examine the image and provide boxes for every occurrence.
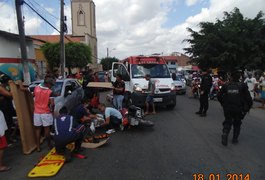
[259,76,265,89]
[244,77,257,91]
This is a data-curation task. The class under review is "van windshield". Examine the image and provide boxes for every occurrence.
[131,64,170,78]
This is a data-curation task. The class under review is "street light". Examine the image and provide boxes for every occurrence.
[107,48,116,57]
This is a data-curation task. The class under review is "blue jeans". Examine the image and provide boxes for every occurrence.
[113,95,124,110]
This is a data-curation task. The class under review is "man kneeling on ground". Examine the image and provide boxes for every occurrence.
[98,103,123,134]
[71,99,98,124]
[53,107,90,162]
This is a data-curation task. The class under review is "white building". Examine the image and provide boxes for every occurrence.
[0,30,36,80]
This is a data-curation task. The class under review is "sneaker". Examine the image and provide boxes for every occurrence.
[120,124,124,131]
[106,129,116,134]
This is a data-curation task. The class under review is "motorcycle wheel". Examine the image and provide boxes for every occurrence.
[139,119,154,127]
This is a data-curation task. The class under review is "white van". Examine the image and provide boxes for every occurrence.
[111,56,176,109]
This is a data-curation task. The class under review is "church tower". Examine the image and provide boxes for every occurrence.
[71,0,97,65]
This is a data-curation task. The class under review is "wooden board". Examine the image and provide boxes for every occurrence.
[87,82,113,89]
[81,138,109,149]
[9,81,37,154]
[28,148,65,177]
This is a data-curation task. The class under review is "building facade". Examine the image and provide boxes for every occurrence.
[71,0,97,65]
[0,30,37,81]
[163,53,191,73]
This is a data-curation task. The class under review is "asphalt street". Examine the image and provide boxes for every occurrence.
[1,93,265,180]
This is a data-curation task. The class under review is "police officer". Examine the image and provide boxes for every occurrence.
[217,71,252,146]
[196,69,212,117]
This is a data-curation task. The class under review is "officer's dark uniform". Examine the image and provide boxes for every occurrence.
[217,80,252,146]
[197,73,212,116]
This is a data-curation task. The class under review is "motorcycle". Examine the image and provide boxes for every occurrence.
[192,80,201,98]
[91,105,154,130]
[120,105,154,127]
[209,83,220,100]
[209,80,223,100]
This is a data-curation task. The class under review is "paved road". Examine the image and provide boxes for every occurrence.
[1,94,265,180]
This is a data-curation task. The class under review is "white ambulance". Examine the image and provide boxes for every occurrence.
[111,56,176,108]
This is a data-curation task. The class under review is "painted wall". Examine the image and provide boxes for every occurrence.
[0,36,35,59]
[0,34,36,81]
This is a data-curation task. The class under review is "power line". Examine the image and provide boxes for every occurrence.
[24,0,81,37]
[23,0,73,42]
[23,0,60,33]
[31,0,59,20]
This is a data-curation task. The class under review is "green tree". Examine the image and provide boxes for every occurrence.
[184,8,265,71]
[41,42,60,70]
[41,42,92,71]
[100,57,119,70]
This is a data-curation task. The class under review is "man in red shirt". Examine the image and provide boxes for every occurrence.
[33,78,55,151]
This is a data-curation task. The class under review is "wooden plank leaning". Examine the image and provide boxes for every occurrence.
[9,81,37,154]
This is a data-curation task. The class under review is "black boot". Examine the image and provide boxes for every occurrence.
[232,128,240,144]
[221,128,230,146]
[200,111,207,117]
[195,111,202,115]
[222,134,228,146]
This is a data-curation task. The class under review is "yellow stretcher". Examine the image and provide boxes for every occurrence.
[28,138,109,177]
[28,148,65,177]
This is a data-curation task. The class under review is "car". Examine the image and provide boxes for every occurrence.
[29,78,84,117]
[176,73,187,84]
[96,71,107,82]
[173,76,186,95]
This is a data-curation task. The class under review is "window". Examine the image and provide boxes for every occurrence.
[113,63,129,80]
[70,80,80,90]
[171,62,176,65]
[132,64,170,78]
[51,82,63,97]
[77,6,85,26]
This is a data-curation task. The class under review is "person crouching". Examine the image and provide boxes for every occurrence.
[53,107,89,162]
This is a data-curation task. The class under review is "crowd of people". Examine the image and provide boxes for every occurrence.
[189,69,263,146]
[1,66,265,171]
[190,70,265,106]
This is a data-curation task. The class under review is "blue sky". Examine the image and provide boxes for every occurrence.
[163,0,210,28]
[0,0,264,59]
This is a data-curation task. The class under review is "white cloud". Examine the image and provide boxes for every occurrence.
[186,0,200,6]
[0,3,18,33]
[24,17,42,35]
[94,0,265,59]
[1,0,265,60]
[45,7,54,14]
[0,2,48,35]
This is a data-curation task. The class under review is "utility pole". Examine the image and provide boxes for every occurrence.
[15,0,31,85]
[107,47,109,57]
[60,0,65,78]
